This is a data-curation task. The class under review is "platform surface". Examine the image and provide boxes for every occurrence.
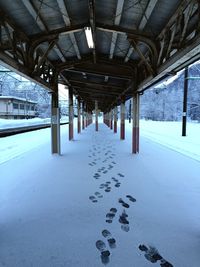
[0,123,200,267]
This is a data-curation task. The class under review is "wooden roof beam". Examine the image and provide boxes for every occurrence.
[89,0,96,63]
[57,0,81,59]
[22,0,66,62]
[69,79,124,89]
[125,0,159,62]
[64,67,132,80]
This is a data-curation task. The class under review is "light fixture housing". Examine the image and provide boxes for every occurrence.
[85,27,94,49]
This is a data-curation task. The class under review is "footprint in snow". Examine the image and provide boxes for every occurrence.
[102,229,116,249]
[106,208,117,223]
[119,209,130,232]
[118,198,129,208]
[94,192,103,198]
[139,244,174,266]
[126,195,136,202]
[89,196,98,203]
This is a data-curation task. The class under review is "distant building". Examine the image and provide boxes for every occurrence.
[0,96,37,119]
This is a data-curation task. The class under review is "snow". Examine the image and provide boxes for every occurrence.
[138,120,200,162]
[0,117,68,130]
[0,120,200,266]
[0,118,51,130]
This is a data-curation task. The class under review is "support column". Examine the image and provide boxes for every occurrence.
[182,67,188,136]
[82,102,85,130]
[110,110,113,130]
[114,106,117,133]
[77,97,81,133]
[68,87,74,140]
[85,106,88,128]
[129,100,132,123]
[106,113,109,127]
[51,89,60,154]
[95,100,98,131]
[120,97,125,140]
[132,94,140,154]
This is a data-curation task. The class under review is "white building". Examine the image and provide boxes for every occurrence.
[0,96,37,119]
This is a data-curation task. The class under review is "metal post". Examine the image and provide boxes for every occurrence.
[77,97,81,133]
[82,102,85,130]
[120,97,125,140]
[132,94,140,153]
[68,87,74,140]
[114,106,117,133]
[85,106,87,128]
[51,89,60,154]
[182,67,188,136]
[129,100,131,123]
[86,111,88,127]
[110,110,113,130]
[95,100,98,131]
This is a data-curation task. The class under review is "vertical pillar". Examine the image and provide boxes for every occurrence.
[95,100,98,131]
[114,106,117,133]
[86,111,89,127]
[132,94,140,153]
[129,100,132,123]
[51,89,60,154]
[120,96,125,140]
[68,87,74,140]
[110,110,113,130]
[106,113,108,126]
[77,97,81,133]
[182,67,188,136]
[85,106,87,128]
[82,102,85,130]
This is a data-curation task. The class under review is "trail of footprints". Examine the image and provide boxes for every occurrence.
[88,138,174,266]
[139,245,173,267]
[96,230,116,265]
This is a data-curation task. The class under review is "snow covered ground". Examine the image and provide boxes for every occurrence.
[0,117,68,130]
[129,120,200,162]
[0,118,51,129]
[0,121,200,266]
[0,118,199,164]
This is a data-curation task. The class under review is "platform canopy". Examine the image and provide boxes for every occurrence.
[0,0,200,111]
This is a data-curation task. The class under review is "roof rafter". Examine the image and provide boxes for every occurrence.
[57,0,81,59]
[125,0,159,62]
[105,0,124,82]
[21,0,66,62]
[89,0,96,63]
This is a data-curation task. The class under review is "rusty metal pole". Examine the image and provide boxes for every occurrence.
[182,67,188,136]
[68,87,74,140]
[114,106,117,133]
[129,99,131,123]
[95,100,98,131]
[84,105,87,128]
[132,94,140,153]
[107,112,109,127]
[77,97,81,133]
[85,107,88,128]
[120,96,125,140]
[82,102,85,130]
[110,110,113,130]
[51,88,60,154]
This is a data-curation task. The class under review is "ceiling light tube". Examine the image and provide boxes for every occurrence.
[85,27,94,49]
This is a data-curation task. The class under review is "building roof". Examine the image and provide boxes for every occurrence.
[0,96,37,104]
[0,0,199,111]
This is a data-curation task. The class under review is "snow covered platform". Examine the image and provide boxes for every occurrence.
[0,123,200,267]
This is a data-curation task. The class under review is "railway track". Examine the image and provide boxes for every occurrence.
[0,122,68,137]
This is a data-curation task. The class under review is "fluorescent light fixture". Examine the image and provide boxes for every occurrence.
[85,27,94,49]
